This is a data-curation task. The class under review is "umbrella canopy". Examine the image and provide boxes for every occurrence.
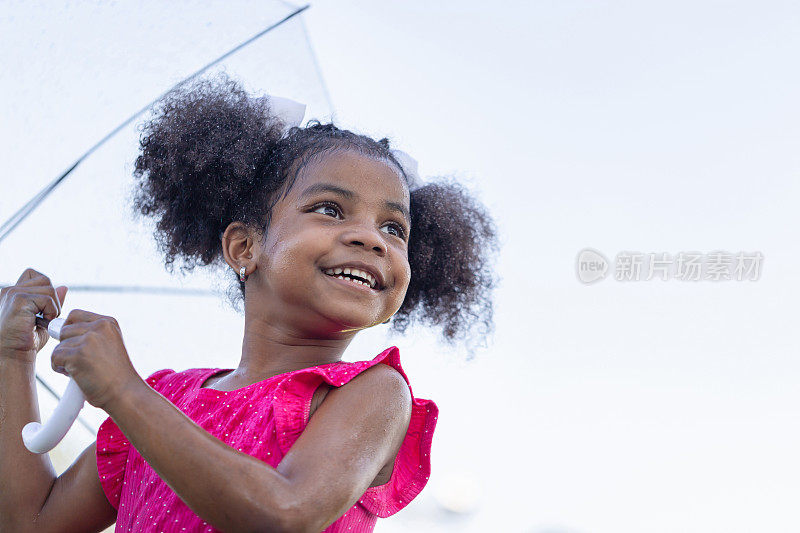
[0,0,337,464]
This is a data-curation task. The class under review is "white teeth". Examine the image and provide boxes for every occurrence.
[332,274,366,287]
[351,268,376,288]
[324,266,378,289]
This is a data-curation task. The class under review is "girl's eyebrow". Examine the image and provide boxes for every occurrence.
[300,182,410,223]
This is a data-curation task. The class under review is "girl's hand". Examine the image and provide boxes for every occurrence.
[51,309,142,410]
[0,268,67,363]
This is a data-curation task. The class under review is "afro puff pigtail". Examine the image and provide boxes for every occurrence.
[130,74,285,275]
[391,180,500,351]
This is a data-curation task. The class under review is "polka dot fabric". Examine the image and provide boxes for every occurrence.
[96,346,438,532]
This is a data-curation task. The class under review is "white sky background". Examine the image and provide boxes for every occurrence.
[3,1,800,532]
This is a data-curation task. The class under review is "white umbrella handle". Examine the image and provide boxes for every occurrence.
[22,317,86,454]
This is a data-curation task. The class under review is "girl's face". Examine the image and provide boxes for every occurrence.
[250,149,411,337]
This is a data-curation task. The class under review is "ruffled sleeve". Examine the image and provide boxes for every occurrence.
[95,368,174,509]
[272,346,439,518]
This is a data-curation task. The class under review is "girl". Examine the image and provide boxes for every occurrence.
[0,73,497,532]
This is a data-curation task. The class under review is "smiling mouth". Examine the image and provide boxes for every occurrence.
[321,269,380,291]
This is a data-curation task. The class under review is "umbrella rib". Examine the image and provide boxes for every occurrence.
[0,284,217,296]
[298,16,336,116]
[0,4,310,246]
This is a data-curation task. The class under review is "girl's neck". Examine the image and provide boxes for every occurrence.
[230,311,354,384]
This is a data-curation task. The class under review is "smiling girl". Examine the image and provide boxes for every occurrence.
[0,73,497,532]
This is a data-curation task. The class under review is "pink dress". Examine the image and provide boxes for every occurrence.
[96,346,438,532]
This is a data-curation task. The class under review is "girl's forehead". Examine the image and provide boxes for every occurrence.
[290,149,410,201]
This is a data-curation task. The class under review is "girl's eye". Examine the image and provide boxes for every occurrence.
[312,202,406,239]
[381,223,406,239]
[311,202,341,218]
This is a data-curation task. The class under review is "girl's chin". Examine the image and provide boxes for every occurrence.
[312,282,386,329]
[315,309,383,334]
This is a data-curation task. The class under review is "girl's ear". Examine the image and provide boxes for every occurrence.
[221,222,256,270]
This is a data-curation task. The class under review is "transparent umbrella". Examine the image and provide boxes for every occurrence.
[0,0,334,474]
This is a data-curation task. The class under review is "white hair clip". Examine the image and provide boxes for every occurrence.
[390,149,423,191]
[261,94,422,190]
[258,94,307,133]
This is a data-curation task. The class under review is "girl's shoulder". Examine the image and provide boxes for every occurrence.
[273,346,426,408]
[307,345,412,386]
[272,346,439,518]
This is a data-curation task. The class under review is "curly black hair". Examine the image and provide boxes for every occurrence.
[130,73,499,348]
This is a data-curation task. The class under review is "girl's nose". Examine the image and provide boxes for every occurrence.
[344,225,386,255]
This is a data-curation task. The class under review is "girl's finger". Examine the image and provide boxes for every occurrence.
[63,309,105,326]
[15,268,46,285]
[55,322,90,341]
[3,284,64,317]
[51,345,74,375]
[9,291,62,321]
[15,270,59,294]
[17,274,52,287]
[50,334,81,348]
[55,286,68,308]
[13,272,64,311]
[16,277,61,311]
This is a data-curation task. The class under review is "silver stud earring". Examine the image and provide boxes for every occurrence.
[239,266,247,283]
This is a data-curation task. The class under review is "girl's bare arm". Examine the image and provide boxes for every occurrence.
[99,363,411,533]
[32,442,117,532]
[0,359,115,533]
[275,363,412,531]
[0,357,55,529]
